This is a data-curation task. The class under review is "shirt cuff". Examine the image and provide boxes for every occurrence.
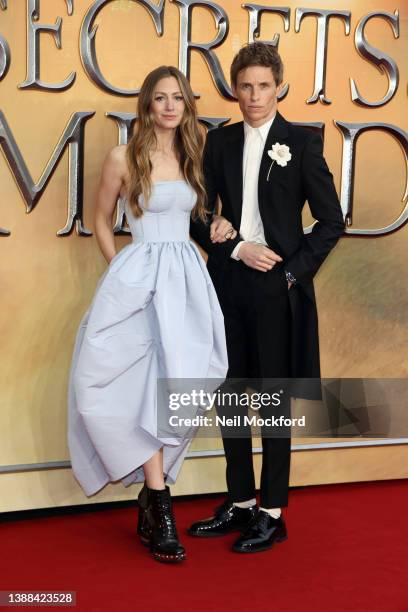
[231,241,245,260]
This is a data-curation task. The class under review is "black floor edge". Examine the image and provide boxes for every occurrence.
[1,479,406,522]
[0,491,227,523]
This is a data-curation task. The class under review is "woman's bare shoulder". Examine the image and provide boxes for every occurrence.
[102,144,128,177]
[106,144,127,165]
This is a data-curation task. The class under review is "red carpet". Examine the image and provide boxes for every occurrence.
[1,480,407,611]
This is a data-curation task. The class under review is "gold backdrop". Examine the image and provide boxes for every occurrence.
[0,0,407,511]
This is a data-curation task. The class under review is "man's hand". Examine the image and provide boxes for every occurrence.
[238,243,283,272]
[210,215,238,243]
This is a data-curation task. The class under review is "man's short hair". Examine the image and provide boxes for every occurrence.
[230,42,284,88]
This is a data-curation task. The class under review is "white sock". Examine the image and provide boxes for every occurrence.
[233,498,257,509]
[259,506,281,519]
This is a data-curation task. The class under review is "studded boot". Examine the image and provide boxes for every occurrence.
[146,486,186,563]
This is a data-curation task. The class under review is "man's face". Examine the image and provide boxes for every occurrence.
[232,65,283,127]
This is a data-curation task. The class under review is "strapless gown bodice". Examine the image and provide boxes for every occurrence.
[126,180,195,243]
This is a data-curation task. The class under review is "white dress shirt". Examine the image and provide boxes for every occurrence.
[231,115,275,260]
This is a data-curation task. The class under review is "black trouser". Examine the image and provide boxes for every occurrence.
[215,258,292,508]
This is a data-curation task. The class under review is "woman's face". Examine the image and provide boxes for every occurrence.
[150,76,186,130]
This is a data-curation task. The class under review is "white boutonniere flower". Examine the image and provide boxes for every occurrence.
[266,143,292,181]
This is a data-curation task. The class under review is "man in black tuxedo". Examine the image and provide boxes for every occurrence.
[188,42,344,553]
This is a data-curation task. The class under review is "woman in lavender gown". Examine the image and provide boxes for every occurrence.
[68,66,236,563]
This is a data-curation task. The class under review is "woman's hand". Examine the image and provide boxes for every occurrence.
[210,215,238,243]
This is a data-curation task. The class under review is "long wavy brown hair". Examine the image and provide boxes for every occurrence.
[126,66,208,222]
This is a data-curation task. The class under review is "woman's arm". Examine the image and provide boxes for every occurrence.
[94,146,127,264]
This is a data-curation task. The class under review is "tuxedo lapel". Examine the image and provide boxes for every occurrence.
[257,111,291,254]
[258,110,290,192]
[222,113,290,231]
[224,122,244,228]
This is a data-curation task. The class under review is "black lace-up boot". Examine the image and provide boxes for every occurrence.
[145,486,186,563]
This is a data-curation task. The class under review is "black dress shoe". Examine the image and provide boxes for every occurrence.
[232,510,287,553]
[188,499,258,537]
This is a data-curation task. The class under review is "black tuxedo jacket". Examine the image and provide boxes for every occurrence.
[190,110,345,380]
